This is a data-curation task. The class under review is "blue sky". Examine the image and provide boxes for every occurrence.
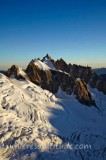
[0,0,106,69]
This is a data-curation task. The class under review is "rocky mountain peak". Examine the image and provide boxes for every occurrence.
[5,65,19,77]
[42,53,51,61]
[54,58,71,73]
[5,65,29,80]
[74,78,96,106]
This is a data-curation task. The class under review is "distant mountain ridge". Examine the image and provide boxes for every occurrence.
[94,68,106,75]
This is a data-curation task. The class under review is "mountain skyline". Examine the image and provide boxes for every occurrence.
[0,0,106,69]
[0,53,106,70]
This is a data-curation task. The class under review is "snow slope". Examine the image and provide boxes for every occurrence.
[18,68,28,78]
[32,60,51,71]
[42,57,56,70]
[0,73,106,160]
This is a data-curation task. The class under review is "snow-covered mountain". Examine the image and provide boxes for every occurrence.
[0,73,106,160]
[0,55,106,160]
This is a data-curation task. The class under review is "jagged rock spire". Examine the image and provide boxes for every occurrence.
[42,54,51,61]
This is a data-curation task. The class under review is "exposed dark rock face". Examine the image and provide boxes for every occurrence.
[51,70,75,95]
[5,65,29,80]
[53,58,106,95]
[89,73,106,94]
[26,61,59,93]
[40,70,59,93]
[54,59,92,83]
[70,65,93,83]
[96,80,106,94]
[26,61,42,84]
[53,58,72,73]
[74,79,96,106]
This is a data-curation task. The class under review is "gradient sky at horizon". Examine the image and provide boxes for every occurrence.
[0,0,106,70]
